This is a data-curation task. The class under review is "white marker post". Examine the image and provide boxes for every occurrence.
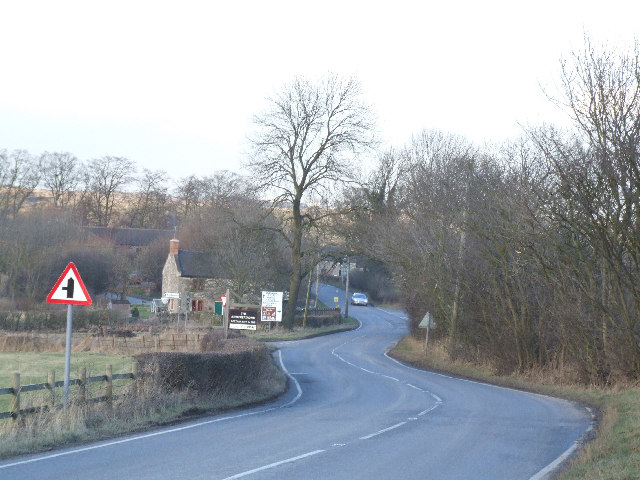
[46,263,92,408]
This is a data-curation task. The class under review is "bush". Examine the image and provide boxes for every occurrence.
[135,344,275,394]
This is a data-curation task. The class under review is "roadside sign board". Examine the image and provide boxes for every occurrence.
[261,291,283,322]
[46,262,92,306]
[164,292,180,299]
[229,308,258,330]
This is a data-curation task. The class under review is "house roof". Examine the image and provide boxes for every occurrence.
[176,250,226,278]
[85,227,174,247]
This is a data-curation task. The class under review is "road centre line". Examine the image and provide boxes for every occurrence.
[383,342,593,480]
[221,450,326,480]
[360,422,407,440]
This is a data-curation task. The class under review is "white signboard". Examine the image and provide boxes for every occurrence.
[261,291,283,322]
[164,292,180,299]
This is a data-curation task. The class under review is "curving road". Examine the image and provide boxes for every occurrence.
[0,284,592,479]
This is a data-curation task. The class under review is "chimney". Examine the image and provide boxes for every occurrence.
[170,238,179,256]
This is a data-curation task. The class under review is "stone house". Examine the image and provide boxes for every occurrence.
[161,238,233,314]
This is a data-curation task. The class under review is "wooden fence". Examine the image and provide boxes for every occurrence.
[0,363,139,421]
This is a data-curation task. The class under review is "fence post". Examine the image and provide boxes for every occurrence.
[106,365,113,408]
[48,370,56,407]
[132,361,139,397]
[11,373,20,420]
[80,367,87,404]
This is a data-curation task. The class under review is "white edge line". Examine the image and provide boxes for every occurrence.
[1,350,302,471]
[278,349,303,408]
[528,442,579,480]
[384,348,592,480]
[221,449,325,480]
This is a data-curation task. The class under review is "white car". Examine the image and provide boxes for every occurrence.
[351,293,369,306]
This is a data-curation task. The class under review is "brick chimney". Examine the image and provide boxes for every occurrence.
[169,238,179,256]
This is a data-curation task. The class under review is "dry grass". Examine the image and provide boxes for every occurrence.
[0,332,287,460]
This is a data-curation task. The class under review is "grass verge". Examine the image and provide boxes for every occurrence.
[0,352,134,413]
[245,316,359,342]
[388,336,640,480]
[0,347,286,460]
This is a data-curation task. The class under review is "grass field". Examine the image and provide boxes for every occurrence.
[0,352,134,413]
[389,335,640,480]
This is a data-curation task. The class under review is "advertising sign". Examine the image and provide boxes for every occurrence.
[261,291,283,322]
[229,308,258,330]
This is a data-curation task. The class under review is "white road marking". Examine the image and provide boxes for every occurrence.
[0,350,303,471]
[528,442,579,480]
[278,349,303,408]
[360,422,407,440]
[221,450,326,480]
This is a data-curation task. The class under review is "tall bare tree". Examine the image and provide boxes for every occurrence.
[40,151,81,208]
[79,156,134,226]
[247,74,376,328]
[126,168,170,228]
[0,149,41,219]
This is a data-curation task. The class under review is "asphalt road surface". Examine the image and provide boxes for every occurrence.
[1,284,592,479]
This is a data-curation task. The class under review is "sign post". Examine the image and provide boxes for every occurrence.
[46,262,92,407]
[418,312,433,356]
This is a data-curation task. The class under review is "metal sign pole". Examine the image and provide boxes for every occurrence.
[425,312,431,356]
[64,304,73,408]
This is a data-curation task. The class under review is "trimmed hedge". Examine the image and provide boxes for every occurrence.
[135,345,275,394]
[0,309,113,331]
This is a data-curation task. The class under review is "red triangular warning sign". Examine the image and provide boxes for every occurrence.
[46,262,92,306]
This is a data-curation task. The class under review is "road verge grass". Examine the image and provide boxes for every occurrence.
[245,316,359,342]
[388,335,640,480]
[0,341,286,460]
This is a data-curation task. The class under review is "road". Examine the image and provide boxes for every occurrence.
[0,284,592,479]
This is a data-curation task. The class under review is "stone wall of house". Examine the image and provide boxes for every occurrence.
[178,277,235,313]
[161,254,181,312]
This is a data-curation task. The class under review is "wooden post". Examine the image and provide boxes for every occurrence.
[48,370,56,407]
[106,365,113,408]
[11,373,20,420]
[132,361,139,397]
[80,367,87,404]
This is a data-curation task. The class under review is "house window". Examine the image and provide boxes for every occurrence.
[191,300,204,311]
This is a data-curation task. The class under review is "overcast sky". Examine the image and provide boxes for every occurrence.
[1,1,638,180]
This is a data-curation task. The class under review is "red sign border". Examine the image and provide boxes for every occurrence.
[46,262,93,306]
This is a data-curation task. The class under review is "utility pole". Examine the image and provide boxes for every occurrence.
[344,256,350,320]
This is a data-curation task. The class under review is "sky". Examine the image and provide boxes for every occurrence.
[1,1,639,181]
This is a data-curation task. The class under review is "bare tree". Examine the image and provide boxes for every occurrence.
[247,74,376,328]
[0,149,41,219]
[78,156,135,226]
[40,151,81,208]
[174,171,244,221]
[126,168,170,228]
